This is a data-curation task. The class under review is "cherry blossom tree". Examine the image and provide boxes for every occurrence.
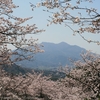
[31,0,100,44]
[0,0,44,65]
[0,69,61,100]
[0,68,87,100]
[60,51,100,100]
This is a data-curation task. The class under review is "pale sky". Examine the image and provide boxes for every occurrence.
[12,0,100,54]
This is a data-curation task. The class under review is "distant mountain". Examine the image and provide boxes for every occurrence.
[15,42,86,69]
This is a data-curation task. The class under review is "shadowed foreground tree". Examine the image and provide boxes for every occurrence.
[0,0,44,65]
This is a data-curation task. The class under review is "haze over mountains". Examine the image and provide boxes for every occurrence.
[16,42,86,69]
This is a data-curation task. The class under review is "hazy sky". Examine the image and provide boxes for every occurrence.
[12,0,100,54]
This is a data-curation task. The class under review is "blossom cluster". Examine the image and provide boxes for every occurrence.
[0,0,45,65]
[32,0,100,45]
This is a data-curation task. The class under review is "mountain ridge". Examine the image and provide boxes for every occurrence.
[15,42,86,69]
